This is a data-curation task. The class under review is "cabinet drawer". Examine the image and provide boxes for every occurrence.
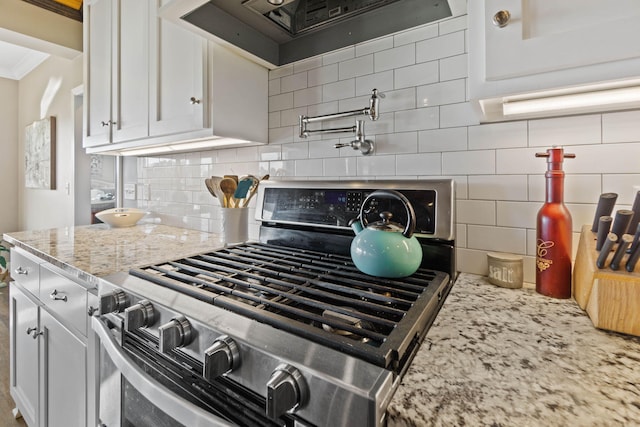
[40,265,88,336]
[10,248,42,296]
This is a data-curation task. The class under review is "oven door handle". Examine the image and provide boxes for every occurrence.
[92,316,234,427]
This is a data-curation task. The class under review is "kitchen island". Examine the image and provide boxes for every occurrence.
[4,224,640,427]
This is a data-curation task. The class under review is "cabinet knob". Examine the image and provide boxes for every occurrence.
[87,306,98,316]
[492,10,511,27]
[49,289,68,302]
[14,266,28,275]
[26,327,42,339]
[266,364,308,419]
[203,335,240,380]
[190,97,201,105]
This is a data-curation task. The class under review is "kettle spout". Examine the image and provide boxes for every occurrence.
[349,217,363,235]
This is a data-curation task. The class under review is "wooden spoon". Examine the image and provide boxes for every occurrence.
[220,177,237,208]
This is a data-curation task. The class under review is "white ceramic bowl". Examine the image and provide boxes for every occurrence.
[95,208,147,228]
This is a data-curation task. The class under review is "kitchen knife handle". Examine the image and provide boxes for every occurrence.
[627,190,640,235]
[595,216,613,251]
[591,193,618,232]
[611,209,634,240]
[596,233,617,269]
[625,238,640,272]
[610,234,633,271]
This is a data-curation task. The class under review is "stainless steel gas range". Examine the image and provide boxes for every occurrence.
[93,179,456,427]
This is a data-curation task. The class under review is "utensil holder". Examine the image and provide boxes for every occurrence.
[573,225,640,337]
[221,208,249,244]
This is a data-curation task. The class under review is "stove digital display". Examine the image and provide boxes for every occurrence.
[261,187,436,234]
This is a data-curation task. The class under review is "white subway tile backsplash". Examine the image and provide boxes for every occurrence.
[307,64,338,87]
[375,132,418,155]
[469,175,528,201]
[137,17,640,279]
[497,201,537,228]
[394,61,439,89]
[603,110,640,143]
[395,107,439,132]
[468,121,528,150]
[268,78,281,96]
[417,79,466,107]
[282,141,309,160]
[418,127,468,152]
[602,174,640,204]
[396,152,441,175]
[416,31,465,63]
[457,200,495,225]
[439,54,468,81]
[443,150,495,175]
[379,88,416,112]
[374,44,415,73]
[439,15,467,35]
[295,159,323,176]
[357,155,396,176]
[323,157,357,176]
[323,47,355,65]
[355,70,394,96]
[339,55,374,80]
[528,115,601,147]
[356,36,394,57]
[394,23,438,47]
[269,92,294,112]
[440,102,478,128]
[294,86,323,108]
[323,79,355,102]
[467,225,527,254]
[281,72,308,93]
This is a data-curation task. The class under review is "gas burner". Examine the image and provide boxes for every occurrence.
[321,308,373,343]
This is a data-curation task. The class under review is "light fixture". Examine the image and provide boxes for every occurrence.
[95,138,257,157]
[267,0,284,5]
[502,83,640,117]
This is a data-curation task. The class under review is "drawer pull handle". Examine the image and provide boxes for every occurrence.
[15,267,28,275]
[88,306,98,316]
[50,289,68,302]
[26,327,42,338]
[190,96,201,105]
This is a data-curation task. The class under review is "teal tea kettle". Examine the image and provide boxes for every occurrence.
[350,190,423,278]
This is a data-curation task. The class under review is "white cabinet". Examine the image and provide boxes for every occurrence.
[40,310,87,427]
[469,0,640,121]
[9,285,40,427]
[84,0,150,148]
[9,248,93,427]
[84,0,268,154]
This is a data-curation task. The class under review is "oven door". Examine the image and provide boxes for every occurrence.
[92,316,233,427]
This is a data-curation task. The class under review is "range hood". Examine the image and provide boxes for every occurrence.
[160,0,452,69]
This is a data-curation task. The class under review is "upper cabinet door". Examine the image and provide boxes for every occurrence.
[148,1,206,137]
[84,0,113,147]
[483,0,640,81]
[111,0,150,143]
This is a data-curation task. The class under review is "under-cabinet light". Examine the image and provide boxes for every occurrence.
[503,85,640,116]
[101,138,256,157]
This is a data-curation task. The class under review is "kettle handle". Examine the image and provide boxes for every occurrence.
[359,190,417,238]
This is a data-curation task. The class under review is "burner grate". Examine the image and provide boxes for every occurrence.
[130,242,450,370]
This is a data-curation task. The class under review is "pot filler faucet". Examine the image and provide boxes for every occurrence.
[298,88,383,155]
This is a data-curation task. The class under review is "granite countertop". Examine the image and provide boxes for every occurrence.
[388,274,640,427]
[5,225,640,425]
[3,223,222,286]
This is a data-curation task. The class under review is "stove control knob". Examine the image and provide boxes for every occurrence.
[124,300,155,331]
[158,315,193,353]
[98,289,128,314]
[266,364,308,419]
[203,335,240,381]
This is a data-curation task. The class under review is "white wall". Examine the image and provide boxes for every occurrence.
[0,77,18,235]
[18,54,83,230]
[134,13,640,283]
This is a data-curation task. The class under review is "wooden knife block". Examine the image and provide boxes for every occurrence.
[573,225,640,337]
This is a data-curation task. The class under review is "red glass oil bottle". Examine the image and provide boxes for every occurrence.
[535,147,575,298]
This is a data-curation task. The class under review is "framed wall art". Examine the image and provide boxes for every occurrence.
[25,116,56,190]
